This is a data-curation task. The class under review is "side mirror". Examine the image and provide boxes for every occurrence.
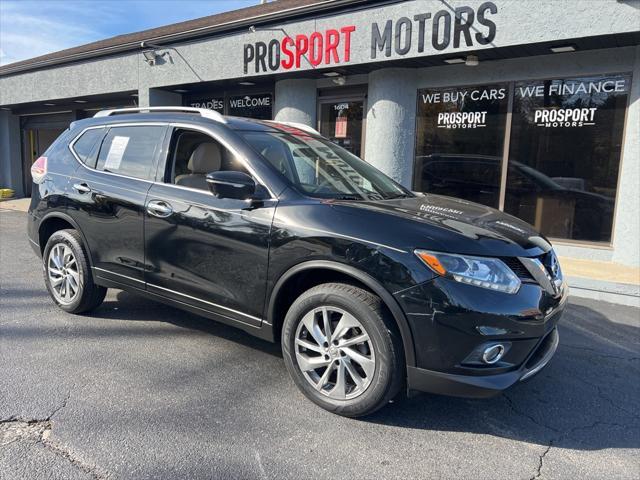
[206,171,256,200]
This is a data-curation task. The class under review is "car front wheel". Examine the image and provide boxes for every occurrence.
[282,283,404,417]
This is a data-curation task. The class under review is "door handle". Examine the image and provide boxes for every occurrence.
[72,183,91,194]
[147,200,173,218]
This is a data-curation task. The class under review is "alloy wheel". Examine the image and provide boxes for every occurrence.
[47,243,80,304]
[294,306,376,400]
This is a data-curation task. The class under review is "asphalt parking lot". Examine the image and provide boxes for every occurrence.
[1,207,639,480]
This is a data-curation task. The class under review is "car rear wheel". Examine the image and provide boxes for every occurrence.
[282,283,404,417]
[43,229,106,313]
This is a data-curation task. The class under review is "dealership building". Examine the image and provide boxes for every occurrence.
[1,0,639,303]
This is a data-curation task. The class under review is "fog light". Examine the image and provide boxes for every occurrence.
[482,344,506,364]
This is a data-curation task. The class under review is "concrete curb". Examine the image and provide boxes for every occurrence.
[566,276,640,307]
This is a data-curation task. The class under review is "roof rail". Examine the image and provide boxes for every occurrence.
[266,120,320,135]
[93,106,226,123]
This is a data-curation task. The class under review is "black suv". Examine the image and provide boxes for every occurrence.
[28,107,567,417]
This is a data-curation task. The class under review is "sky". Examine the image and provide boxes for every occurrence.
[0,0,260,66]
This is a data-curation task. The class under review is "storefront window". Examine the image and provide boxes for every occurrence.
[505,74,630,242]
[413,84,509,208]
[413,74,630,244]
[188,96,224,114]
[228,93,273,119]
[186,92,273,119]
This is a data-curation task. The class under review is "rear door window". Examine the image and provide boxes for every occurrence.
[96,125,166,180]
[72,127,106,168]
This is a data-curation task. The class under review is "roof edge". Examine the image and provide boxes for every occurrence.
[0,0,373,77]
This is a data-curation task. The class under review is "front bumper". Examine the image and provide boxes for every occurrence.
[407,327,559,398]
[396,273,567,398]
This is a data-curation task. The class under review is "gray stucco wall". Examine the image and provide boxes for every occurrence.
[611,45,640,267]
[0,54,138,105]
[364,69,417,187]
[274,79,317,126]
[0,111,22,197]
[140,88,182,107]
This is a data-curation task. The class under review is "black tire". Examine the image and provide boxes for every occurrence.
[42,229,107,314]
[282,282,404,417]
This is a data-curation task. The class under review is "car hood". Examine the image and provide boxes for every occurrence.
[332,194,552,258]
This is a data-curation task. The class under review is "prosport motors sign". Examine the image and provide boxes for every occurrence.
[243,2,498,74]
[244,27,355,74]
[437,111,488,129]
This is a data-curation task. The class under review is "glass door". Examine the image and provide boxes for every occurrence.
[318,98,365,158]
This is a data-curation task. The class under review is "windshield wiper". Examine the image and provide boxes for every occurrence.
[387,193,411,199]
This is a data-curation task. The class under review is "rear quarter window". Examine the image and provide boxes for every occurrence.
[71,127,106,168]
[95,125,166,180]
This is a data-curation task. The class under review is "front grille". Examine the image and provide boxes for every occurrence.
[500,257,535,281]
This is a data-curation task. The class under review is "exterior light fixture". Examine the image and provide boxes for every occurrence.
[130,93,138,97]
[465,55,479,67]
[332,76,347,86]
[444,57,465,64]
[142,50,159,65]
[239,81,255,86]
[73,100,88,104]
[173,89,189,93]
[323,71,341,77]
[44,103,56,106]
[550,45,576,53]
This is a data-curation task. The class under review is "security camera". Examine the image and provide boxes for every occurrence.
[249,25,256,33]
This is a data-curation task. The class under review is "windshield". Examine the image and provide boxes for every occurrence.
[241,130,412,200]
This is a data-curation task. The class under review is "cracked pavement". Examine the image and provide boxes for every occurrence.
[1,208,639,479]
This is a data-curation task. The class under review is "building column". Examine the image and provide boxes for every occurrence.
[0,110,24,197]
[612,45,640,267]
[274,79,317,126]
[138,87,182,107]
[364,69,418,188]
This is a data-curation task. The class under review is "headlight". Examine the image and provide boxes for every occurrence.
[415,250,521,294]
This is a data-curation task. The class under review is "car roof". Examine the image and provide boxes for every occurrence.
[70,112,315,135]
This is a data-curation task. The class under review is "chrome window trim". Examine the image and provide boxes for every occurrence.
[68,122,168,184]
[67,121,278,198]
[148,183,277,218]
[153,180,278,204]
